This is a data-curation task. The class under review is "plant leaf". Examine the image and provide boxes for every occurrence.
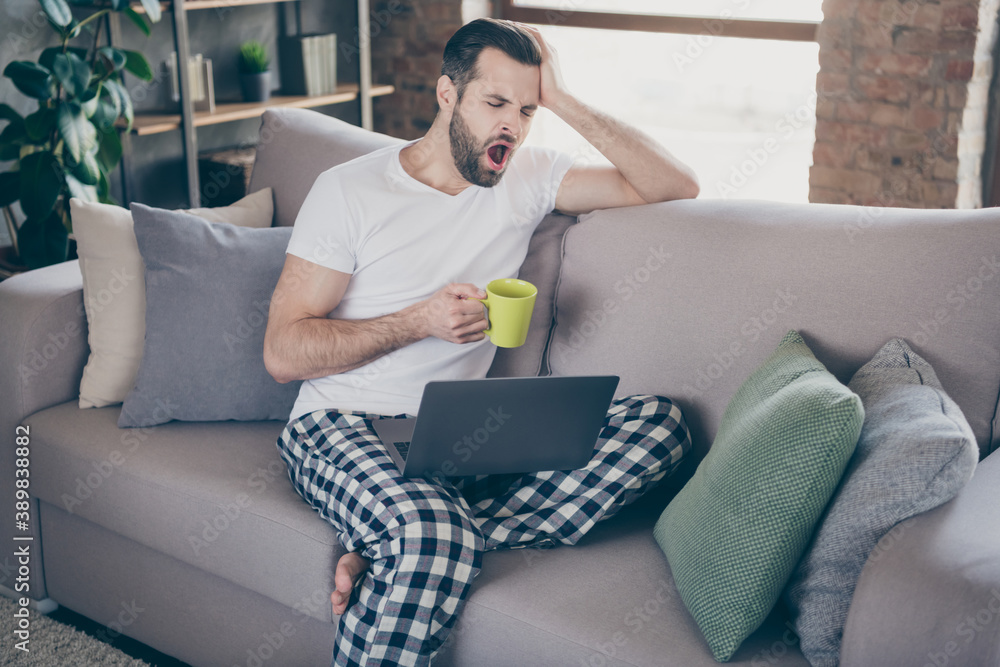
[0,144,20,160]
[110,0,129,11]
[0,171,19,208]
[81,90,99,118]
[57,102,97,164]
[91,89,119,131]
[96,126,122,168]
[3,61,55,101]
[137,0,161,23]
[0,104,24,125]
[123,50,154,82]
[24,108,57,142]
[0,115,27,144]
[71,151,100,185]
[16,211,69,269]
[18,151,63,220]
[96,165,112,202]
[39,46,88,72]
[66,172,98,201]
[97,46,127,73]
[40,0,73,28]
[103,79,132,131]
[122,8,151,36]
[52,52,92,99]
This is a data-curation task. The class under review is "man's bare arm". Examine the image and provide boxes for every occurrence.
[519,24,699,215]
[264,254,488,384]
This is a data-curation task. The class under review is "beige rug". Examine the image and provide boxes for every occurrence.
[0,594,151,666]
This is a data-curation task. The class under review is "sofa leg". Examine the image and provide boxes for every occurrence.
[0,585,58,613]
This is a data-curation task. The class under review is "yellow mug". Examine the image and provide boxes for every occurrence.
[477,279,537,348]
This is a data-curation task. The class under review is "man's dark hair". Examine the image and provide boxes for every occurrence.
[441,18,541,99]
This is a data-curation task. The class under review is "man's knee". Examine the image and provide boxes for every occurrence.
[395,501,485,561]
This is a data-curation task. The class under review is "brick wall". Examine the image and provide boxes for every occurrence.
[371,0,466,139]
[811,0,1000,208]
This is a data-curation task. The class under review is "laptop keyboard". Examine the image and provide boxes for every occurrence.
[393,441,410,459]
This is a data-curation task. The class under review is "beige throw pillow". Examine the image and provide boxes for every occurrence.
[72,188,274,408]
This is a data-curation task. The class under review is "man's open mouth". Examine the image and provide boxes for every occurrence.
[486,142,513,171]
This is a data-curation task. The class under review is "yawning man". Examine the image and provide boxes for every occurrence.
[264,18,699,666]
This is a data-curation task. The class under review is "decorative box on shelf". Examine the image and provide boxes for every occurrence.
[198,146,257,207]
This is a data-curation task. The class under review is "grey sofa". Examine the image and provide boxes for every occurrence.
[2,107,1000,667]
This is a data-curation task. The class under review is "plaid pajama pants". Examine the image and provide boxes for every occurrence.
[276,394,691,667]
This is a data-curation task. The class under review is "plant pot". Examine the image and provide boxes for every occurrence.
[0,244,28,281]
[240,71,271,103]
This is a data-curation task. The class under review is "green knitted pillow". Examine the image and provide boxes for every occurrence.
[654,330,864,661]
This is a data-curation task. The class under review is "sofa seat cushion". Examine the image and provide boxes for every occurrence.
[439,498,809,666]
[27,401,342,624]
[30,401,807,663]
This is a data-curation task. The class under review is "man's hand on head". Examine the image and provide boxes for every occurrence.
[417,283,489,344]
[517,23,570,112]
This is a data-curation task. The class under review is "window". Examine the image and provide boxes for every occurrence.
[503,1,823,202]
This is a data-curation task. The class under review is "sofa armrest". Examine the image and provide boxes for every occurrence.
[840,449,1000,666]
[0,260,88,435]
[0,261,87,601]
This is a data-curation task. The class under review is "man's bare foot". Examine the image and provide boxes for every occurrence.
[331,551,370,616]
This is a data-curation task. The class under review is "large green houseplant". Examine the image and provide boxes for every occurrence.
[0,0,162,269]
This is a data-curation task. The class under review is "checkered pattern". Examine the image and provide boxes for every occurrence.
[277,394,690,667]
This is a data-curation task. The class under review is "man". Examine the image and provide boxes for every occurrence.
[264,18,698,667]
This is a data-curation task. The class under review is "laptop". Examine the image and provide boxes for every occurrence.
[370,375,619,480]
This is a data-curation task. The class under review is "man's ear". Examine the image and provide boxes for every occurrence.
[437,74,458,112]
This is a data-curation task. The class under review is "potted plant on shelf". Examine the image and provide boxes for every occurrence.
[238,40,271,103]
[0,0,160,271]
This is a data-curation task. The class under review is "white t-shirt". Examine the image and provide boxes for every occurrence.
[284,140,574,421]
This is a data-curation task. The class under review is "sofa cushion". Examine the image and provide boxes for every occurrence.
[654,331,864,661]
[784,338,978,667]
[548,198,1000,457]
[70,190,274,410]
[29,402,339,624]
[27,399,809,665]
[488,212,576,377]
[438,496,810,666]
[118,204,299,427]
[248,107,575,379]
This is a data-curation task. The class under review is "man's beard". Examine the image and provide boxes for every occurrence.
[449,105,513,188]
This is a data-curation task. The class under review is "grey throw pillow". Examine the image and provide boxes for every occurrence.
[784,338,979,667]
[118,203,300,428]
[488,212,575,378]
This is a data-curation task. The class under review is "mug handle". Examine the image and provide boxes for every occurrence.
[476,296,493,337]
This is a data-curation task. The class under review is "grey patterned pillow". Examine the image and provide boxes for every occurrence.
[784,338,979,667]
[118,203,300,428]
